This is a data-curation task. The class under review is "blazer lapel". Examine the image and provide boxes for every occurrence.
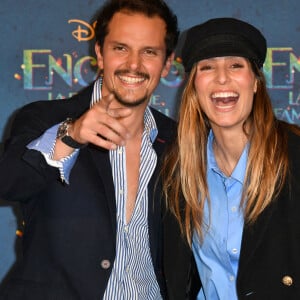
[148,133,168,267]
[87,137,164,258]
[88,145,117,241]
[238,201,274,278]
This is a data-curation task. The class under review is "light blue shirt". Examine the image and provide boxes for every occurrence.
[192,130,248,300]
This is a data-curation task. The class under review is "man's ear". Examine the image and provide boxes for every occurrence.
[95,43,104,69]
[161,52,175,78]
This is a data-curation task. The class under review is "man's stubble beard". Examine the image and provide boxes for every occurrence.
[112,88,149,108]
[111,69,151,108]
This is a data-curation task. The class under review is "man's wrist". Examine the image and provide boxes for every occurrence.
[57,118,87,149]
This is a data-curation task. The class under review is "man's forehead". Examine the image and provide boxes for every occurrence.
[105,11,167,46]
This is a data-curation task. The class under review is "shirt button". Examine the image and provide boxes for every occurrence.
[229,275,235,282]
[100,259,111,269]
[232,248,238,254]
[282,275,293,286]
[231,206,237,212]
[124,226,128,233]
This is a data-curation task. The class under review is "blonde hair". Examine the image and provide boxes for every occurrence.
[161,62,298,245]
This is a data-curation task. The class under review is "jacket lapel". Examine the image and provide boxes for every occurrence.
[88,146,117,243]
[148,130,169,267]
[238,200,274,279]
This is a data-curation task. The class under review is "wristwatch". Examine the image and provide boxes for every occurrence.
[56,118,86,149]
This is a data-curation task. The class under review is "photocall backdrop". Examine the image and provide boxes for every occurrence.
[0,0,299,283]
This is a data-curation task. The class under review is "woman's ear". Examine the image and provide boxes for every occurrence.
[253,79,258,93]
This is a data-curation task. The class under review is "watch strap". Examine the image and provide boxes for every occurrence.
[61,135,86,149]
[57,118,87,149]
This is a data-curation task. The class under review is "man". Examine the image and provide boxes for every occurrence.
[0,0,179,299]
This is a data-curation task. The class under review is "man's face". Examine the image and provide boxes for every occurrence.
[95,11,173,108]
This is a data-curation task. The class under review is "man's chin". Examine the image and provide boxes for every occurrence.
[113,89,149,108]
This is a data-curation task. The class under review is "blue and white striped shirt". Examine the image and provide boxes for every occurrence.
[94,78,161,298]
[103,107,161,300]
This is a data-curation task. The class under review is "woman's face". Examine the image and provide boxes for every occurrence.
[194,56,257,131]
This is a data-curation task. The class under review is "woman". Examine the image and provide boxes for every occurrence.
[163,18,300,300]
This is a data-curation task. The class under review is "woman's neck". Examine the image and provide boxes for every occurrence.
[212,129,248,176]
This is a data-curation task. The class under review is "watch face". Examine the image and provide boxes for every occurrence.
[56,118,85,149]
[57,122,68,139]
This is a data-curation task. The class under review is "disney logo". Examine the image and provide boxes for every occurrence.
[68,19,96,42]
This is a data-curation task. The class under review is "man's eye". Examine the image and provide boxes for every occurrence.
[114,46,126,51]
[144,49,156,56]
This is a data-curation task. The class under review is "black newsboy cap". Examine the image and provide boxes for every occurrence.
[181,17,267,72]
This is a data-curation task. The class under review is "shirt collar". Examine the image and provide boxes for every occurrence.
[144,106,158,143]
[207,130,248,183]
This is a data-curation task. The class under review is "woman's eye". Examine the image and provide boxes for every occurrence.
[199,65,213,71]
[231,63,244,68]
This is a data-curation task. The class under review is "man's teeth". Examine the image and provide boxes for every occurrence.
[119,76,145,84]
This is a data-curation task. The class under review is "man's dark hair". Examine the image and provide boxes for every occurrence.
[94,0,179,58]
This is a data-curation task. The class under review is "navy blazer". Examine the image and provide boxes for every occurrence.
[164,124,300,300]
[0,83,176,299]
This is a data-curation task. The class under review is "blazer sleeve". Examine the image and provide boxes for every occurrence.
[0,84,94,202]
[0,102,63,202]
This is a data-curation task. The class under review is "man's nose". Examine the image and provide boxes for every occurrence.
[126,52,141,71]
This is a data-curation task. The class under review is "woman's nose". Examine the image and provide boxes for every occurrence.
[215,68,229,84]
